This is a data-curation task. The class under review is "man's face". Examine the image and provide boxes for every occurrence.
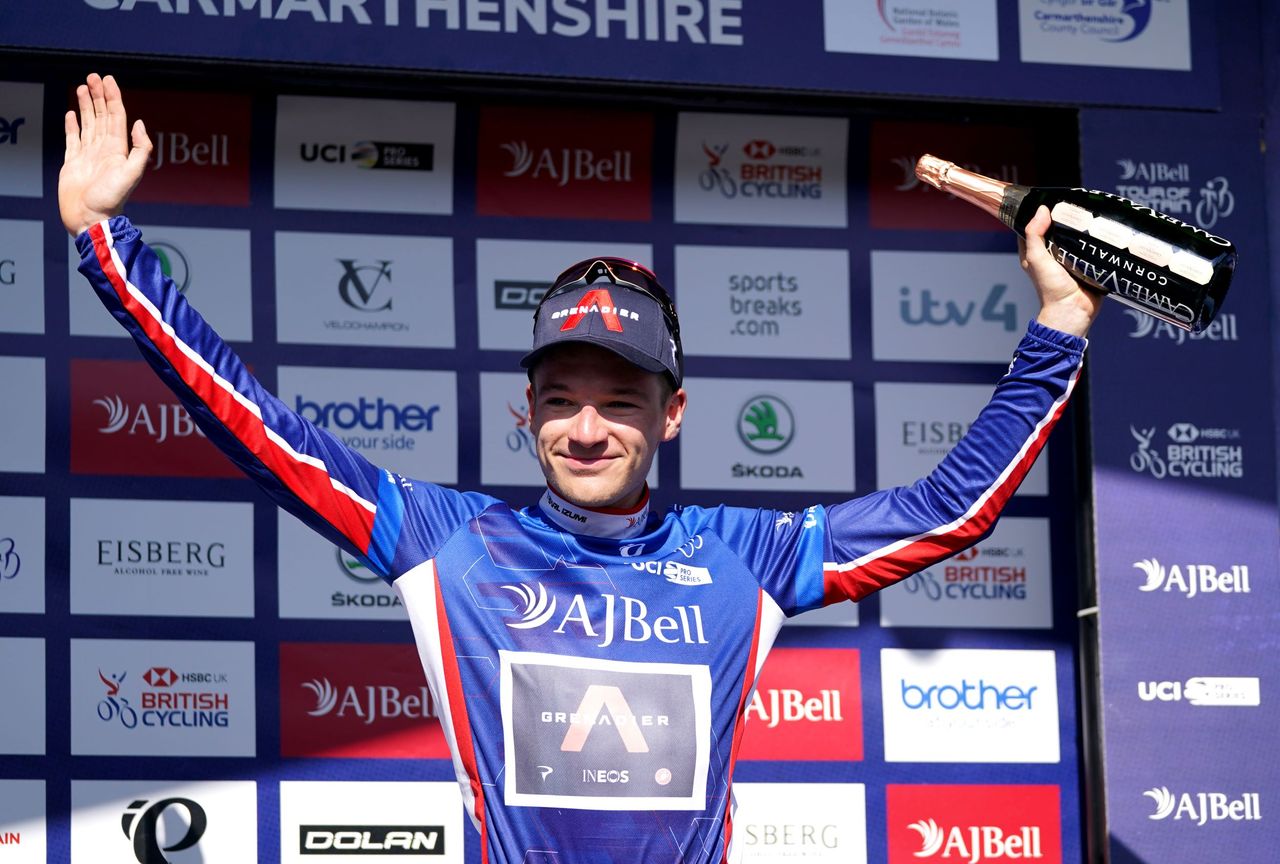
[527,343,686,510]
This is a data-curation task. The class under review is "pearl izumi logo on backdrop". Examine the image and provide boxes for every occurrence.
[71,781,257,863]
[1017,0,1191,70]
[869,120,1038,231]
[70,360,239,478]
[1128,421,1244,480]
[739,648,862,762]
[477,106,652,220]
[823,0,998,60]
[122,89,250,206]
[275,96,455,214]
[886,785,1061,864]
[279,643,448,759]
[675,112,848,227]
[274,232,455,348]
[1144,787,1262,826]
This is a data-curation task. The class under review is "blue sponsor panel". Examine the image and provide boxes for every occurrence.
[1082,107,1280,862]
[0,1,1220,108]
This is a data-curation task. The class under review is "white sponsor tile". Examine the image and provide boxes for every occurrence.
[275,95,454,213]
[788,601,858,627]
[280,781,463,863]
[880,517,1053,628]
[72,780,257,862]
[0,220,43,334]
[0,638,44,754]
[479,371,658,489]
[680,378,854,492]
[824,0,999,60]
[0,357,44,473]
[0,779,46,863]
[874,382,1048,495]
[277,508,407,621]
[68,226,253,340]
[730,782,866,863]
[871,250,1037,362]
[675,245,851,360]
[277,366,458,483]
[881,648,1060,762]
[70,639,256,757]
[475,238,653,352]
[675,113,848,227]
[0,82,43,197]
[1018,0,1191,70]
[70,498,254,618]
[0,496,44,614]
[275,231,454,348]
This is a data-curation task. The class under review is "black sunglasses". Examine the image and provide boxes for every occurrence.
[536,257,682,348]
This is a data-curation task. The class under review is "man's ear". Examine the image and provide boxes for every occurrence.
[525,381,536,428]
[662,388,688,442]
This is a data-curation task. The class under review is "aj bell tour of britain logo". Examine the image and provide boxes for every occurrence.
[121,797,208,864]
[1129,421,1243,479]
[1133,557,1250,598]
[1145,787,1262,826]
[1113,159,1235,230]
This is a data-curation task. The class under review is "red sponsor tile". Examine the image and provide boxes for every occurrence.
[119,89,251,206]
[870,121,1040,231]
[280,642,448,759]
[70,359,241,478]
[886,785,1061,863]
[740,647,862,761]
[477,106,652,220]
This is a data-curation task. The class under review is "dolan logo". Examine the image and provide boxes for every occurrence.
[121,798,208,864]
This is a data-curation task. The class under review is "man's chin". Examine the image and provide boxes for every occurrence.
[549,475,632,510]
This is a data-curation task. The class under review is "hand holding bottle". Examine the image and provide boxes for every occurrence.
[59,73,152,237]
[1021,205,1105,338]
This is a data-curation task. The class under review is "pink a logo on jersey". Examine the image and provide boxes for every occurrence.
[279,642,448,759]
[886,785,1061,863]
[739,648,862,762]
[70,359,241,477]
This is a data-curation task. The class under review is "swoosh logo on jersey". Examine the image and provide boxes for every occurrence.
[503,582,557,629]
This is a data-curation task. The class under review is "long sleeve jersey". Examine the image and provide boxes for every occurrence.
[77,217,1086,864]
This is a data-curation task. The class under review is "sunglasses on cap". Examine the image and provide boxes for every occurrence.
[535,257,682,348]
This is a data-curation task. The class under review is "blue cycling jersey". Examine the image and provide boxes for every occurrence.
[78,217,1086,863]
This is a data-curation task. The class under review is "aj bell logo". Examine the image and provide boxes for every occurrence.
[502,582,708,648]
[908,818,1044,862]
[1145,787,1262,826]
[1124,309,1238,344]
[94,395,206,444]
[1134,558,1250,598]
[121,797,208,864]
[500,141,634,186]
[302,678,436,724]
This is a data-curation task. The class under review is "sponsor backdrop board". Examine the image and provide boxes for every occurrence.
[1080,107,1280,863]
[9,10,1274,856]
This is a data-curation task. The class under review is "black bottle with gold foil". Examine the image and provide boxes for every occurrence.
[915,154,1236,333]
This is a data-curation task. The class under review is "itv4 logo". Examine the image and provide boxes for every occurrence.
[899,283,1017,332]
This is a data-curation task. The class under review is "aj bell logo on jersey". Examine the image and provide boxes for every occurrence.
[1133,558,1250,598]
[1145,787,1262,826]
[503,582,708,648]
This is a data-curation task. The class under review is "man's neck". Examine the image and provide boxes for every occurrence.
[538,486,650,539]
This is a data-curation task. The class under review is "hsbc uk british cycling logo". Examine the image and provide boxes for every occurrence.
[1129,421,1242,480]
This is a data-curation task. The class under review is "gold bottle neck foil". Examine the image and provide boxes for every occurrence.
[915,154,1013,225]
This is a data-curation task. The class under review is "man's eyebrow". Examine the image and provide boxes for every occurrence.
[538,380,650,398]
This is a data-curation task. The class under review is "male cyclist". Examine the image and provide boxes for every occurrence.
[63,73,1100,863]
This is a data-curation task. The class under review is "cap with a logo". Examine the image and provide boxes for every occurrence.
[520,258,683,387]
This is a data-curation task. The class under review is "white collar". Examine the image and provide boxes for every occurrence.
[538,486,650,539]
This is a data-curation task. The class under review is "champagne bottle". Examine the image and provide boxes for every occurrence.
[915,154,1236,333]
